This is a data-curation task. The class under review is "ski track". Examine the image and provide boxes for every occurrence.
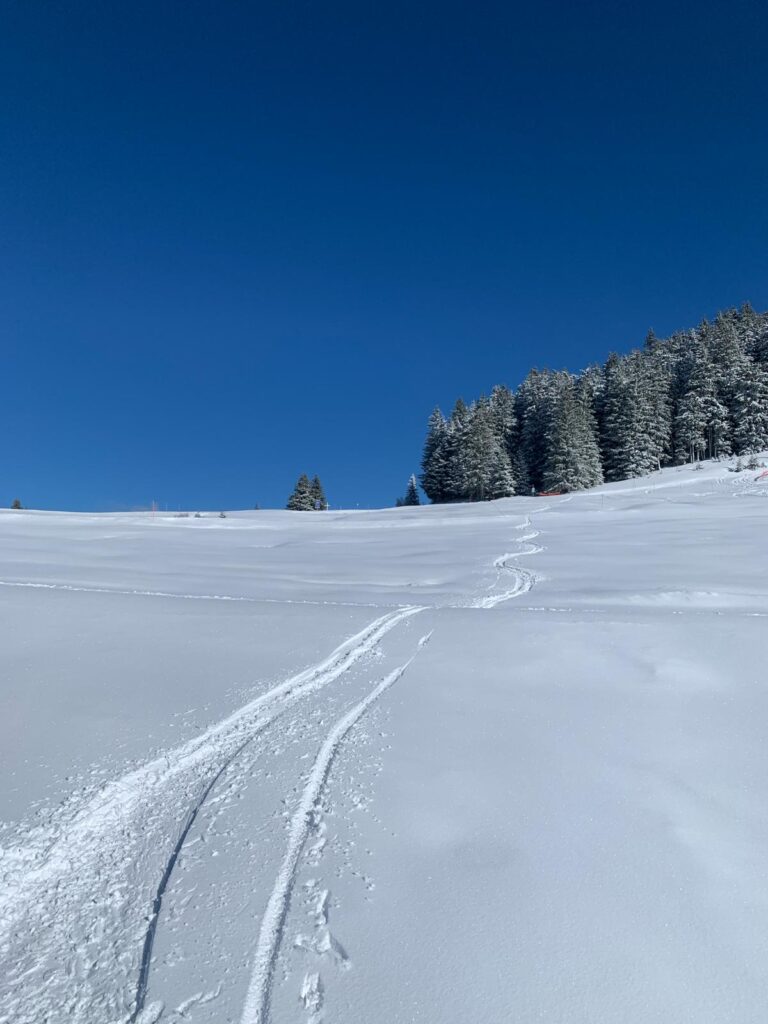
[0,604,424,1024]
[470,510,547,609]
[0,578,384,609]
[238,647,424,1024]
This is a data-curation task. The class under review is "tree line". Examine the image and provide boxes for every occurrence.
[420,303,768,501]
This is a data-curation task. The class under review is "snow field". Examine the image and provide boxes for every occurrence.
[1,456,767,1022]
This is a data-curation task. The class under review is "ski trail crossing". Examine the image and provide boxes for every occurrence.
[239,643,426,1024]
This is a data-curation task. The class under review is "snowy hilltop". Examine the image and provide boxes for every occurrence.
[1,456,767,1023]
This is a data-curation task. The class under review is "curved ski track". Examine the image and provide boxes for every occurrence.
[470,512,546,608]
[0,605,424,1024]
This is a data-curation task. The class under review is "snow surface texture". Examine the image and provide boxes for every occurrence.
[1,458,767,1023]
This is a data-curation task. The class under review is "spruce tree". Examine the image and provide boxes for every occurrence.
[443,399,471,501]
[674,353,731,462]
[286,474,315,511]
[510,448,532,495]
[731,362,768,455]
[516,369,560,492]
[752,325,768,367]
[601,355,657,480]
[462,400,496,501]
[573,377,604,487]
[488,384,517,452]
[541,376,603,492]
[489,383,525,491]
[639,346,674,469]
[736,302,764,359]
[486,444,516,498]
[310,475,328,510]
[420,408,449,503]
[403,474,421,506]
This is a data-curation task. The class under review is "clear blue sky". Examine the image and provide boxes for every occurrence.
[3,1,768,510]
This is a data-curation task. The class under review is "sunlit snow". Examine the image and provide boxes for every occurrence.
[1,457,767,1023]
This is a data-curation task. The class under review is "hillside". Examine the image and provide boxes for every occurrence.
[1,458,767,1023]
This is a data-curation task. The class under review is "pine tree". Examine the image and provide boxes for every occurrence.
[736,302,764,358]
[403,474,421,505]
[10,498,22,510]
[516,369,560,492]
[679,348,733,464]
[573,377,604,487]
[443,398,471,501]
[752,325,768,367]
[674,353,731,462]
[731,362,768,455]
[488,383,525,490]
[286,474,315,511]
[510,448,531,495]
[462,400,496,501]
[541,377,603,492]
[310,475,328,510]
[486,444,516,498]
[488,384,517,451]
[420,408,449,503]
[639,344,673,469]
[601,355,657,480]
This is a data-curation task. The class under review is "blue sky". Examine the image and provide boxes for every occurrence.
[3,0,768,510]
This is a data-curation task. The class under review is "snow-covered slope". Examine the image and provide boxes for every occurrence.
[1,459,767,1024]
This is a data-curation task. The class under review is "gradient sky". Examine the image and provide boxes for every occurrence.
[3,0,768,510]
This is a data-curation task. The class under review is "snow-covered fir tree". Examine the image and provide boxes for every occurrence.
[442,398,472,502]
[600,354,658,481]
[674,350,731,462]
[515,369,560,492]
[402,474,421,506]
[286,474,316,511]
[310,475,328,510]
[541,376,603,492]
[485,445,516,498]
[420,407,449,503]
[730,362,768,455]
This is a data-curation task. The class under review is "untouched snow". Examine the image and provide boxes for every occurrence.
[1,458,767,1023]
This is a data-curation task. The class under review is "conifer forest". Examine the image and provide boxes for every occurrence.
[420,304,768,500]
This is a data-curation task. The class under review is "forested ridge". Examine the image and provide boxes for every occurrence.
[420,304,768,501]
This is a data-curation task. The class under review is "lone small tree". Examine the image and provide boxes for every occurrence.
[402,474,421,506]
[310,475,328,510]
[10,498,22,510]
[286,474,315,511]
